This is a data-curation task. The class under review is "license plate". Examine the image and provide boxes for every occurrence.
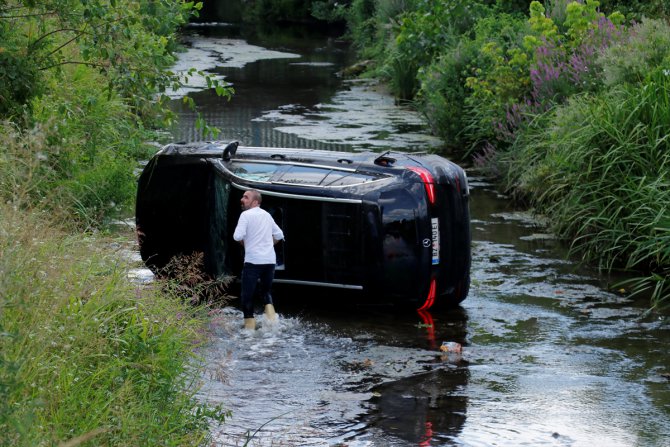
[431,218,440,265]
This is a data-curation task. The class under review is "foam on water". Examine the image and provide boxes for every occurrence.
[253,79,444,150]
[168,35,300,98]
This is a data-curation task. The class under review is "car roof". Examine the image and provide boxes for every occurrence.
[155,141,469,192]
[158,141,423,170]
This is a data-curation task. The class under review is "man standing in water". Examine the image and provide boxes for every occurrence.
[233,189,284,330]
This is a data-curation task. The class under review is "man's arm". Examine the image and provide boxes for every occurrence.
[271,221,284,244]
[233,213,247,244]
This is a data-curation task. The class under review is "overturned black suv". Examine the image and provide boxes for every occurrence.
[136,141,471,310]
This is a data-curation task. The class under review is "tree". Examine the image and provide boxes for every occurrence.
[0,0,230,123]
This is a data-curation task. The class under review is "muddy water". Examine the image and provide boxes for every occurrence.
[168,24,670,446]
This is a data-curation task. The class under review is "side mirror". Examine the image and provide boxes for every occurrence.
[222,141,239,161]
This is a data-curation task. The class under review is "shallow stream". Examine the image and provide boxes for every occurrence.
[161,23,669,446]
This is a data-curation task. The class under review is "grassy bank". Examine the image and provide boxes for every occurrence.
[0,202,229,446]
[499,66,670,308]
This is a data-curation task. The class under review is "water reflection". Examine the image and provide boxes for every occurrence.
[360,308,469,445]
[170,24,352,147]
[366,368,469,445]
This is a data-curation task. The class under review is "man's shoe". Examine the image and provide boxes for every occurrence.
[264,304,277,321]
[243,318,256,330]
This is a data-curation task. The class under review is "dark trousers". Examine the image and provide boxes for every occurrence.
[240,263,275,319]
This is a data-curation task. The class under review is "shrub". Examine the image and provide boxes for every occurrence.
[0,1,231,227]
[0,45,41,118]
[241,0,313,23]
[0,12,44,118]
[599,0,670,21]
[159,252,235,307]
[460,13,531,153]
[417,40,480,148]
[23,67,156,226]
[416,11,528,150]
[342,0,379,53]
[530,15,625,105]
[598,18,670,86]
[386,0,490,99]
[467,1,626,163]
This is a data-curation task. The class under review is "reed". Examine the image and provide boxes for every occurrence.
[501,68,670,306]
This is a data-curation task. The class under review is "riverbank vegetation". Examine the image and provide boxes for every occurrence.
[0,203,229,445]
[330,0,670,308]
[1,1,231,444]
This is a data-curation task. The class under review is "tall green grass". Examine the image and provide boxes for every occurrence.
[0,203,229,446]
[1,3,235,442]
[0,66,157,230]
[0,120,229,444]
[500,68,670,307]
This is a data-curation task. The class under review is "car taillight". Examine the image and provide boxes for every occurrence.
[418,277,436,311]
[407,166,436,205]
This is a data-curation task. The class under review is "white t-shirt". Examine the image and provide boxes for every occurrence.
[233,206,284,264]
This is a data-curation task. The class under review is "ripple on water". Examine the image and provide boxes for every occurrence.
[199,308,462,446]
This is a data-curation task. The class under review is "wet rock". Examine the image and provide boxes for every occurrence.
[339,59,373,78]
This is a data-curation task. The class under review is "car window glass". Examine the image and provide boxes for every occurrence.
[275,165,331,185]
[324,172,379,186]
[229,162,281,181]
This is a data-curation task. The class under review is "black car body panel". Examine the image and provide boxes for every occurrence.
[136,142,471,309]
